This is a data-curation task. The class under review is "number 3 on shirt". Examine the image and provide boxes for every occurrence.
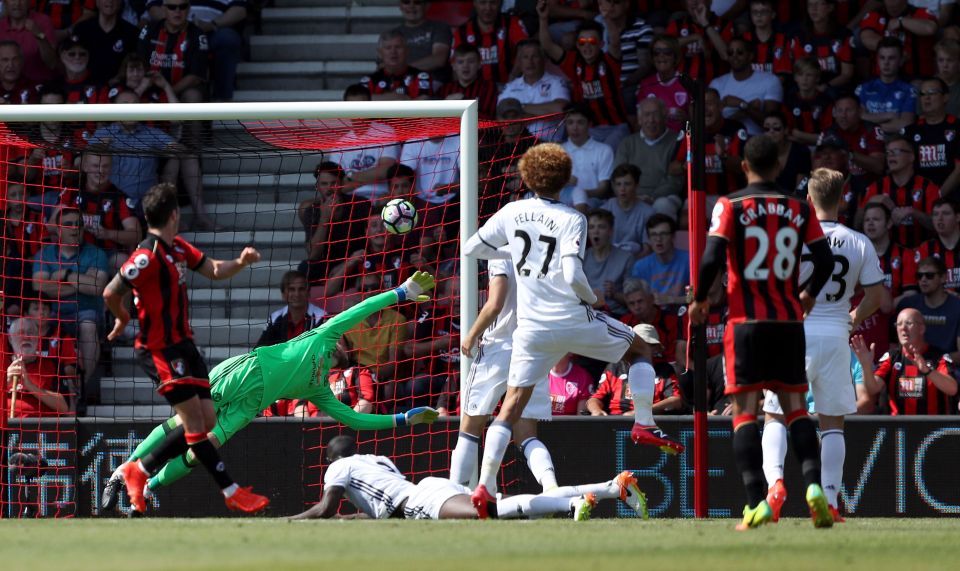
[514,230,557,278]
[744,226,799,280]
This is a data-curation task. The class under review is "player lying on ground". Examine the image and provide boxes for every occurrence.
[462,142,681,519]
[102,272,441,515]
[289,436,648,521]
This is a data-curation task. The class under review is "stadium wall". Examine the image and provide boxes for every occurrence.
[4,417,960,518]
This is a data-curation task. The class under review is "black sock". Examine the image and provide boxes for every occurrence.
[189,439,235,490]
[140,425,189,475]
[733,422,766,507]
[789,416,821,488]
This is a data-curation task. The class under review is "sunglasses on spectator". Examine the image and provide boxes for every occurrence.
[577,37,600,46]
[916,271,940,280]
[164,2,190,10]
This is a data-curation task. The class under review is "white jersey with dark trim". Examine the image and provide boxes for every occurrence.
[475,197,589,329]
[483,259,517,344]
[323,455,415,519]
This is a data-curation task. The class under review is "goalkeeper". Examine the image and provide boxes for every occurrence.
[103,272,441,514]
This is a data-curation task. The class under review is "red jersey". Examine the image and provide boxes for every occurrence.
[874,346,954,415]
[860,7,937,78]
[7,355,71,418]
[360,67,435,99]
[64,73,104,105]
[31,0,94,30]
[0,79,38,104]
[138,21,209,86]
[261,364,376,417]
[674,119,747,196]
[789,28,854,85]
[741,30,791,75]
[678,303,727,359]
[557,50,627,126]
[905,237,960,292]
[876,240,913,297]
[119,234,206,351]
[826,124,883,185]
[860,174,939,248]
[710,183,826,323]
[451,14,528,85]
[620,307,680,364]
[32,145,78,190]
[665,13,734,82]
[590,360,679,415]
[438,79,497,119]
[782,89,833,136]
[60,185,138,252]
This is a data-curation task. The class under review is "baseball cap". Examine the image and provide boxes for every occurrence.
[632,324,663,348]
[816,132,847,152]
[59,35,89,53]
[496,98,524,119]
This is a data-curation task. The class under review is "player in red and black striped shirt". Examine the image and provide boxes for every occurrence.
[450,0,528,86]
[690,135,836,529]
[859,135,940,248]
[665,2,733,83]
[103,182,268,514]
[868,308,957,415]
[440,44,497,119]
[790,1,856,92]
[905,199,960,293]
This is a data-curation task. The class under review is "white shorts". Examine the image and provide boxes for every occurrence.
[403,477,470,520]
[763,335,856,417]
[463,340,552,420]
[509,312,634,389]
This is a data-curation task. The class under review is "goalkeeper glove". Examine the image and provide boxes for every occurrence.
[394,406,440,427]
[395,271,435,302]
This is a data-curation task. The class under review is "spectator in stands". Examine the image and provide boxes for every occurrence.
[781,57,833,148]
[587,358,682,416]
[31,207,109,400]
[138,0,207,103]
[400,275,458,409]
[789,0,855,94]
[856,38,917,136]
[935,38,960,116]
[583,208,633,316]
[619,278,680,364]
[560,104,614,212]
[739,0,790,76]
[859,135,939,248]
[860,0,938,79]
[763,111,811,192]
[73,0,139,85]
[548,353,595,415]
[0,41,37,104]
[392,0,451,77]
[665,0,733,83]
[324,85,401,201]
[22,84,79,195]
[801,135,857,222]
[677,354,730,414]
[361,30,436,100]
[897,256,960,360]
[2,184,44,315]
[708,37,782,136]
[865,307,958,415]
[595,0,654,129]
[255,270,325,349]
[400,134,460,212]
[498,40,570,142]
[630,215,690,308]
[824,93,886,196]
[112,52,178,103]
[342,285,409,400]
[676,273,726,370]
[60,35,105,108]
[451,0,529,86]
[5,317,72,417]
[32,0,94,43]
[477,98,539,220]
[636,35,688,133]
[615,97,683,219]
[322,214,406,300]
[904,77,960,195]
[539,8,629,151]
[599,164,653,254]
[298,161,372,283]
[909,199,960,294]
[0,0,58,83]
[440,44,496,119]
[863,200,913,304]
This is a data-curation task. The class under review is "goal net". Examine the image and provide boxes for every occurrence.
[0,101,556,517]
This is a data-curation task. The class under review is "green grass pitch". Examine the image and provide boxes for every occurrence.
[2,518,958,571]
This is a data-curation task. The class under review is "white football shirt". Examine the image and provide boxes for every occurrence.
[800,221,884,336]
[476,197,589,329]
[324,455,415,519]
[483,259,517,344]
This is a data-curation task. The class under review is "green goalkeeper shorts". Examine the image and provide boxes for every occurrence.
[208,353,266,447]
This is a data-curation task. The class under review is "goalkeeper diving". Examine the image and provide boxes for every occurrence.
[102,272,441,515]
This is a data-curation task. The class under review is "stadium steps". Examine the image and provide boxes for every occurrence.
[100,378,170,405]
[274,0,399,8]
[234,89,343,102]
[202,153,324,177]
[260,7,398,35]
[181,202,302,230]
[249,34,379,62]
[236,61,377,91]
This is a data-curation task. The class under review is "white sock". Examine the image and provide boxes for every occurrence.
[543,480,619,500]
[628,360,656,426]
[478,421,512,493]
[761,421,788,488]
[496,494,573,519]
[520,437,557,491]
[449,431,480,487]
[222,483,239,498]
[821,429,845,508]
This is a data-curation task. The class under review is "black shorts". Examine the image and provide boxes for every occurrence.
[723,320,807,395]
[136,339,211,405]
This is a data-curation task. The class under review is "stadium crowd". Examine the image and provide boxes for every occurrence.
[3,0,960,419]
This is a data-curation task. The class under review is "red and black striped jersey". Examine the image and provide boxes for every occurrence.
[590,360,679,415]
[906,237,960,292]
[557,50,626,126]
[860,6,937,78]
[119,234,206,351]
[710,183,826,322]
[674,119,747,195]
[782,88,832,136]
[826,124,884,189]
[789,28,854,86]
[876,240,912,297]
[678,302,727,359]
[874,346,954,415]
[621,307,680,364]
[0,79,38,104]
[137,21,209,86]
[64,74,104,105]
[360,67,435,99]
[902,116,960,188]
[32,146,77,190]
[665,13,734,83]
[438,79,497,119]
[740,29,791,75]
[835,0,869,27]
[860,174,939,248]
[450,14,528,85]
[31,0,94,30]
[59,184,138,252]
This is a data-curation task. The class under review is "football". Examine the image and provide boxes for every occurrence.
[381,198,418,235]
